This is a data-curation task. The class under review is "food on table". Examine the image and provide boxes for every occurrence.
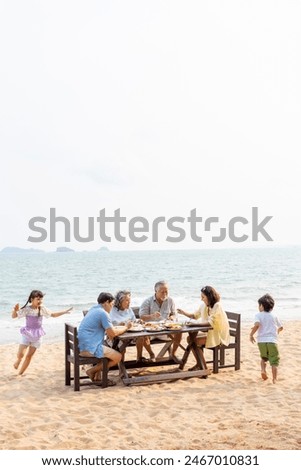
[164,322,182,330]
[144,322,165,331]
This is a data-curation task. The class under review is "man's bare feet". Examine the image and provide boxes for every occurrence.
[13,361,20,370]
[273,378,277,384]
[86,368,103,382]
[86,369,97,381]
[261,371,268,380]
[94,371,102,381]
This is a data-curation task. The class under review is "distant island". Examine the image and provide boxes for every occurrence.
[56,247,75,253]
[98,247,110,252]
[0,246,44,253]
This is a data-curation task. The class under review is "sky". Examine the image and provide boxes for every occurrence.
[0,0,300,251]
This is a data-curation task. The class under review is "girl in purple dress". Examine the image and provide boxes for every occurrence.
[12,290,73,375]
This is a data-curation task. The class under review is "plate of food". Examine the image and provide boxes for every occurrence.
[127,325,145,332]
[144,323,166,332]
[164,322,182,330]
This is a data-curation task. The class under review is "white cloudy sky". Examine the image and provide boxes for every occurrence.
[0,0,300,250]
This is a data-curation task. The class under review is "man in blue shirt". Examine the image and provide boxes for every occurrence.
[78,292,133,385]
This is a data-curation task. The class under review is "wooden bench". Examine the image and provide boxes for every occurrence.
[65,323,109,391]
[206,311,241,373]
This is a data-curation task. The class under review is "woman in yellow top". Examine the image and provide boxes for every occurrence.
[178,285,230,349]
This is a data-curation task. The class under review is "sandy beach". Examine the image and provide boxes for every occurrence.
[1,321,301,451]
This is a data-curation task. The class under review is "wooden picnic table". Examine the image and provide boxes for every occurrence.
[115,324,213,386]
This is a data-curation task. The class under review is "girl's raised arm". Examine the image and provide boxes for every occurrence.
[50,306,73,318]
[11,303,20,318]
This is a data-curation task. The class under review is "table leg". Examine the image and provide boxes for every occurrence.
[116,332,210,385]
[179,332,208,372]
[179,332,197,370]
[116,339,132,379]
[191,341,207,370]
[118,360,129,379]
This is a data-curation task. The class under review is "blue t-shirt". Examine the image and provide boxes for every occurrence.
[78,304,113,358]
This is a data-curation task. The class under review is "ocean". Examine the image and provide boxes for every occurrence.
[0,246,300,344]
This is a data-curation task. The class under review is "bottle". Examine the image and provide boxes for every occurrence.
[175,310,179,323]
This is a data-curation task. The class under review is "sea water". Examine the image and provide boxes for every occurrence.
[0,246,300,344]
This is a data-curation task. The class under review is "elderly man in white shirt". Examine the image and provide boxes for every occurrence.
[139,280,182,360]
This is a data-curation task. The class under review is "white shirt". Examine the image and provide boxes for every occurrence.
[18,305,51,318]
[139,295,176,321]
[254,311,282,343]
[110,306,136,325]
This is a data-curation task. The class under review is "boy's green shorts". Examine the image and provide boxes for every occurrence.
[258,342,280,366]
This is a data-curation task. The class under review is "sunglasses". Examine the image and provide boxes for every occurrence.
[201,286,209,295]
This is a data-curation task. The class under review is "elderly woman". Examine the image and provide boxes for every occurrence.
[111,290,155,363]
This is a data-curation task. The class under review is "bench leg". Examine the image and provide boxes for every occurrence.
[65,359,71,386]
[74,362,80,391]
[213,347,219,374]
[220,346,225,366]
[102,358,108,388]
[235,346,240,370]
